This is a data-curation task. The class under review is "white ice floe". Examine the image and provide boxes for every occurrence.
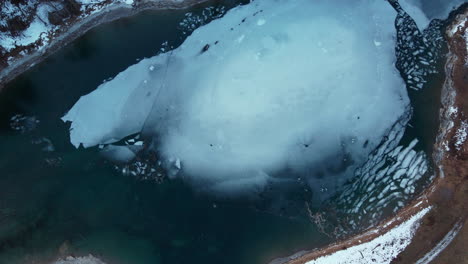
[400,0,466,28]
[63,0,411,192]
[134,141,144,146]
[307,207,431,264]
[100,144,138,163]
[399,0,430,30]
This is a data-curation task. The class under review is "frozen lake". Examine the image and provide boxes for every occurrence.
[0,0,461,263]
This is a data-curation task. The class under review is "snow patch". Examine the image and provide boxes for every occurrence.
[454,120,468,151]
[449,17,467,37]
[307,207,431,264]
[448,106,458,117]
[0,3,55,52]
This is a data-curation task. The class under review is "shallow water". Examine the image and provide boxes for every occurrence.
[0,1,451,263]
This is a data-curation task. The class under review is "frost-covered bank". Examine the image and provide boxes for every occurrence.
[393,6,468,263]
[304,207,432,264]
[0,0,208,89]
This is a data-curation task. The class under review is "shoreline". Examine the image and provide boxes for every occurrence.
[278,6,468,264]
[0,0,209,91]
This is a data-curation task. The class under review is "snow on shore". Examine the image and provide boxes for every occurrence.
[307,207,431,264]
[0,0,135,55]
[77,0,134,15]
[0,3,56,51]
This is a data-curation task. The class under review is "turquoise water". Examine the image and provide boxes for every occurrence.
[0,1,450,263]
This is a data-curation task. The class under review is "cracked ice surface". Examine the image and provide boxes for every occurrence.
[331,114,429,230]
[63,0,410,193]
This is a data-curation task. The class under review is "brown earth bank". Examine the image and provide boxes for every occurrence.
[396,8,468,264]
[0,0,208,91]
[278,6,468,264]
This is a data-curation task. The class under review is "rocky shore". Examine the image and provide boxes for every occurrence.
[398,7,468,264]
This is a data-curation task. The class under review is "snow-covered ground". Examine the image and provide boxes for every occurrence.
[306,207,431,264]
[0,2,56,52]
[77,0,134,15]
[454,120,468,151]
[0,0,135,61]
[448,11,468,63]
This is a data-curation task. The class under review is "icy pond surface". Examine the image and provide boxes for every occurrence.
[64,0,413,199]
[0,0,463,263]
